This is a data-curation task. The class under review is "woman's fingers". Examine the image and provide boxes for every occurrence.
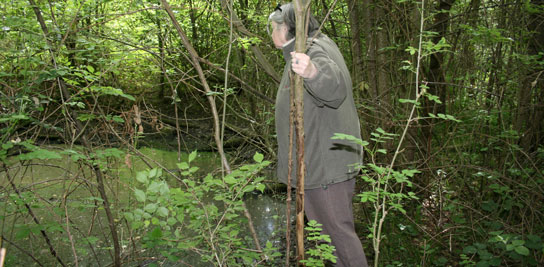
[290,52,317,79]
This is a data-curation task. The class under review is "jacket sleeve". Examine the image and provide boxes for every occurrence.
[303,45,347,109]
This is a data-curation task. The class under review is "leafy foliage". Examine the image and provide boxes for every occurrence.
[124,151,278,265]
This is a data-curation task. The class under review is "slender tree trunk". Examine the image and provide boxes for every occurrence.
[365,0,378,100]
[320,0,337,37]
[348,0,363,98]
[156,8,168,102]
[516,0,544,152]
[376,4,391,111]
[422,0,455,157]
[425,0,455,116]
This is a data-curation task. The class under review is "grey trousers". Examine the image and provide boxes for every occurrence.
[304,179,369,267]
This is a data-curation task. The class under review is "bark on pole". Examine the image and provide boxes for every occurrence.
[293,0,311,265]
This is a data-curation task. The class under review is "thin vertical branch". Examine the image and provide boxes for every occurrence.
[372,1,426,266]
[293,0,311,265]
[286,72,296,266]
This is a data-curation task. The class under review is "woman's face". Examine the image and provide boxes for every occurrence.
[271,22,288,48]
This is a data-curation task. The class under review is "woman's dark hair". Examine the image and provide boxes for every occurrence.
[268,3,321,39]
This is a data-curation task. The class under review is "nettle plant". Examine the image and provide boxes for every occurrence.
[124,151,281,266]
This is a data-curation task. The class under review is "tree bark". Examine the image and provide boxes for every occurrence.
[293,0,310,265]
[364,0,378,100]
[425,0,455,116]
[515,0,544,152]
[348,0,364,98]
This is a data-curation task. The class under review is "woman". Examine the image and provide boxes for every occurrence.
[269,3,369,267]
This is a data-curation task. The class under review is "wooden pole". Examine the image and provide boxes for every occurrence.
[292,0,311,265]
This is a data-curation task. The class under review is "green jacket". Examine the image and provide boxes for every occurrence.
[275,35,362,189]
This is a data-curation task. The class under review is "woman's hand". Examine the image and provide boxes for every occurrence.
[291,52,318,79]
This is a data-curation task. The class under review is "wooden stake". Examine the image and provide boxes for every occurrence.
[293,0,311,265]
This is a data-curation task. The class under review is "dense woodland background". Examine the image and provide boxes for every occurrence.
[1,0,543,266]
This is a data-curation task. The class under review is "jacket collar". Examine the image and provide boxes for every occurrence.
[281,38,295,63]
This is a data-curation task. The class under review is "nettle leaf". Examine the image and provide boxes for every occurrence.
[134,189,146,202]
[148,181,162,193]
[136,171,148,184]
[253,152,264,163]
[157,207,169,217]
[149,168,158,178]
[144,203,158,213]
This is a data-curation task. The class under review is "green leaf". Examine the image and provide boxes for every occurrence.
[224,175,237,184]
[399,98,418,105]
[134,189,146,202]
[136,172,148,184]
[15,227,30,239]
[0,114,30,123]
[148,181,162,193]
[86,65,95,73]
[188,150,197,163]
[253,152,264,163]
[514,245,530,256]
[177,162,189,170]
[157,207,169,217]
[149,168,158,178]
[144,203,158,213]
[148,227,163,239]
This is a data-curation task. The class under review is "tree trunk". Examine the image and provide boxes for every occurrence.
[348,0,364,99]
[422,0,455,156]
[516,0,544,152]
[365,0,378,100]
[425,0,455,115]
[376,4,391,111]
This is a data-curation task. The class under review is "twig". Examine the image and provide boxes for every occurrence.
[0,236,44,267]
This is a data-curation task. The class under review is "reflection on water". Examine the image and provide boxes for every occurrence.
[245,193,294,249]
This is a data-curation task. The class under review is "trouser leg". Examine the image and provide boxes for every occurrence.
[304,179,369,267]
